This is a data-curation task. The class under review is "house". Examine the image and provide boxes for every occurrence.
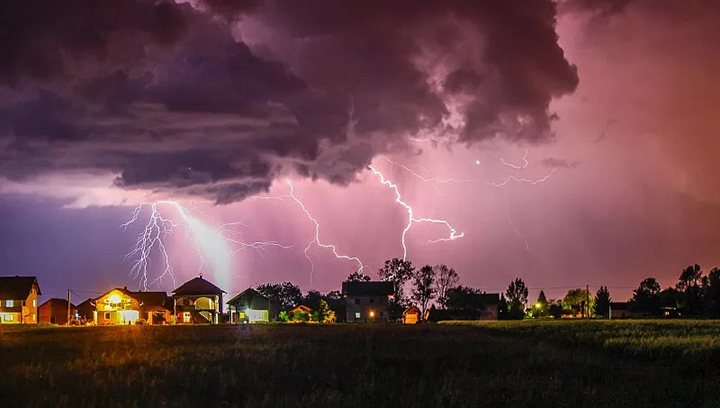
[426,293,501,322]
[173,275,225,324]
[289,304,313,322]
[609,302,643,319]
[38,298,76,325]
[342,281,394,323]
[403,306,420,324]
[93,287,172,325]
[75,298,95,323]
[0,276,41,324]
[227,288,275,323]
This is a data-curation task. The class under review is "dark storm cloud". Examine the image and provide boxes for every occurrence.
[0,0,579,203]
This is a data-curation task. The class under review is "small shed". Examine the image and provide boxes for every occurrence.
[403,306,420,324]
[227,288,274,323]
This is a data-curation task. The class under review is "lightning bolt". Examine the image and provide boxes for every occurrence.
[121,200,292,291]
[383,157,473,184]
[488,168,557,187]
[367,165,464,260]
[500,148,529,169]
[250,180,365,286]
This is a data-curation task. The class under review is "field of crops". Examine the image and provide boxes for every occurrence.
[1,320,719,407]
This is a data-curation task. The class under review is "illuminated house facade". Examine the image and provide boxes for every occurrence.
[342,281,394,323]
[0,276,41,324]
[38,298,76,325]
[172,276,225,324]
[227,288,274,323]
[93,288,172,325]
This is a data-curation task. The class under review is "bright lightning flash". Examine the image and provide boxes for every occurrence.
[121,200,291,291]
[367,165,464,260]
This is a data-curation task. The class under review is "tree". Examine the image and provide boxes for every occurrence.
[593,286,611,318]
[256,282,303,311]
[433,264,459,308]
[549,300,563,319]
[302,290,323,310]
[497,294,508,320]
[316,299,336,323]
[703,267,720,318]
[347,271,371,282]
[562,288,593,317]
[630,277,662,315]
[412,265,436,318]
[529,290,549,318]
[505,278,528,320]
[378,258,415,302]
[445,286,486,311]
[676,264,704,315]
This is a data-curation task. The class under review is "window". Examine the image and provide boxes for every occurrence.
[183,312,191,323]
[104,312,111,320]
[380,312,384,317]
[354,312,361,319]
[32,299,36,308]
[5,300,13,307]
[354,298,360,305]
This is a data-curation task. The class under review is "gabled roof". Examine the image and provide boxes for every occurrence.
[172,276,226,296]
[290,304,312,314]
[342,281,394,297]
[93,288,171,310]
[0,276,41,299]
[226,288,267,305]
[39,298,76,309]
[403,306,420,314]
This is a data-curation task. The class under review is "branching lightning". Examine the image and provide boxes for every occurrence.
[367,165,464,260]
[500,148,529,169]
[121,200,292,291]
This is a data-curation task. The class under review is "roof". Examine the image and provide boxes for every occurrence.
[342,281,394,296]
[476,293,500,305]
[226,288,267,305]
[0,276,41,299]
[172,276,226,296]
[290,305,312,314]
[611,302,629,310]
[404,306,420,314]
[94,288,171,310]
[39,298,76,309]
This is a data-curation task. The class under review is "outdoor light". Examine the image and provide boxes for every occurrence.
[369,310,375,318]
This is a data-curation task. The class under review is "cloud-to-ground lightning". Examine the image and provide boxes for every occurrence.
[251,181,365,286]
[367,165,464,260]
[121,200,292,291]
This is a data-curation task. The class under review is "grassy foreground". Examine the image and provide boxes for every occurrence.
[1,321,720,407]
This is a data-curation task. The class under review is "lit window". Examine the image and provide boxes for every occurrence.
[354,312,361,319]
[32,299,37,307]
[183,312,191,323]
[5,300,13,307]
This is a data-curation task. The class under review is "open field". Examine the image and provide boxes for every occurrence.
[2,321,720,408]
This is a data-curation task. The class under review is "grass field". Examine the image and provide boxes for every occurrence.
[2,320,720,407]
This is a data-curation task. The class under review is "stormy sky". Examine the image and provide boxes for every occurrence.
[1,0,719,302]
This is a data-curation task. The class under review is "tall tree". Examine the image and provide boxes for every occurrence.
[562,288,593,317]
[530,290,549,318]
[629,277,662,315]
[316,299,336,323]
[676,264,704,315]
[347,271,371,282]
[412,265,436,317]
[703,268,720,318]
[256,282,303,310]
[433,264,459,309]
[378,258,415,302]
[505,278,528,320]
[302,290,323,310]
[594,286,611,318]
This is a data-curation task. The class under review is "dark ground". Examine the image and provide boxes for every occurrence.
[1,321,720,407]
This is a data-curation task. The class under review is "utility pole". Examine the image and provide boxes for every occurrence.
[586,284,590,319]
[67,289,72,326]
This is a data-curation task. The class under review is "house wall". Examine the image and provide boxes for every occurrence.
[345,295,390,323]
[39,301,76,325]
[174,294,221,324]
[0,285,39,324]
[94,290,141,325]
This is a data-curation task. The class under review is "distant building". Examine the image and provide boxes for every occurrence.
[75,298,95,323]
[38,298,76,325]
[173,276,225,324]
[0,276,41,324]
[93,287,172,325]
[342,281,394,323]
[610,302,643,319]
[227,288,275,323]
[403,306,420,324]
[426,293,501,321]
